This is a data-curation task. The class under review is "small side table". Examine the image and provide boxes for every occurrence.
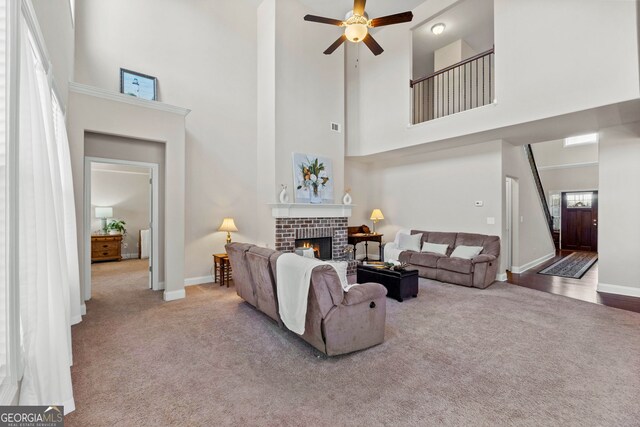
[348,233,384,262]
[213,253,232,287]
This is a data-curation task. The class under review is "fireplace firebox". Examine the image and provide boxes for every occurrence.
[294,237,332,260]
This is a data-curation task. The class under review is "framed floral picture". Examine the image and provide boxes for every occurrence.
[120,68,157,101]
[292,153,333,204]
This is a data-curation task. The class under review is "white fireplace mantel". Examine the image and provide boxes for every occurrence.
[269,203,354,218]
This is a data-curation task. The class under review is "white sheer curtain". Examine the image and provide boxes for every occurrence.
[52,95,82,328]
[18,16,81,413]
[0,0,7,386]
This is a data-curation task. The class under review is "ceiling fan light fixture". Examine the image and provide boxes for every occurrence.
[345,23,368,43]
[431,23,446,35]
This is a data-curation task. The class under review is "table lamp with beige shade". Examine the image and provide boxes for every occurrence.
[370,209,384,234]
[218,217,238,244]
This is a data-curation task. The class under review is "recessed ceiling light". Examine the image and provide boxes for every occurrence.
[564,133,599,147]
[431,23,446,35]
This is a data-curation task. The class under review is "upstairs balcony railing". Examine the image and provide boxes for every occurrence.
[411,47,495,125]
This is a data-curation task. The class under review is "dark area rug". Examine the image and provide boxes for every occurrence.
[538,251,598,279]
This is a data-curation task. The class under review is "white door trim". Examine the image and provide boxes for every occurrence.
[505,176,520,272]
[505,177,513,270]
[83,157,161,302]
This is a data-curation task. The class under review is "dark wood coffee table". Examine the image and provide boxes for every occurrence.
[356,265,419,302]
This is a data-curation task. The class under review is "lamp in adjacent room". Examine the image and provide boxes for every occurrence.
[95,207,113,234]
[369,209,384,234]
[218,218,238,244]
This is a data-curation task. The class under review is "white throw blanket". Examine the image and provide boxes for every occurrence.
[276,253,324,335]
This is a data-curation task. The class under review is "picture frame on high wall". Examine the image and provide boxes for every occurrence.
[292,153,334,204]
[120,68,158,101]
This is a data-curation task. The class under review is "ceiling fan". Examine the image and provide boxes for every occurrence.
[304,0,413,56]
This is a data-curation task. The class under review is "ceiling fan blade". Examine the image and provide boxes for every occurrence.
[369,11,413,27]
[324,34,347,55]
[304,15,344,26]
[362,34,384,56]
[353,0,366,16]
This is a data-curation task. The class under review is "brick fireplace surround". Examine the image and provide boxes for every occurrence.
[270,203,358,274]
[275,217,348,259]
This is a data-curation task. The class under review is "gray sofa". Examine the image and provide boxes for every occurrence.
[389,231,500,289]
[226,242,388,356]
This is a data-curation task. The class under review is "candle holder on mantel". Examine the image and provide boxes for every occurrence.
[343,188,352,205]
[279,185,289,204]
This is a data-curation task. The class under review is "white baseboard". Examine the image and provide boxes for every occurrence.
[511,252,556,274]
[496,272,507,282]
[81,304,87,315]
[184,275,215,286]
[597,283,640,298]
[163,289,186,301]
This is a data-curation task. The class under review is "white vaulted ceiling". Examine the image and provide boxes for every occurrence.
[297,0,427,20]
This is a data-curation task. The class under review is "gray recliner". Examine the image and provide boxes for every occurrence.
[226,242,387,356]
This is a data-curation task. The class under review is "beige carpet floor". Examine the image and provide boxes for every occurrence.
[66,260,640,426]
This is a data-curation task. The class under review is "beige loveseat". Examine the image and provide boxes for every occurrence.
[385,231,500,289]
[225,243,388,356]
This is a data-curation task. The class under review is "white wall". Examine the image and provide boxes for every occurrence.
[85,133,165,278]
[598,123,640,297]
[434,40,474,71]
[68,87,186,301]
[31,0,74,107]
[91,168,150,258]
[345,43,361,161]
[502,142,556,273]
[349,0,639,156]
[532,138,598,168]
[346,140,557,276]
[539,166,599,197]
[256,0,277,247]
[347,140,504,246]
[273,0,345,203]
[344,159,371,227]
[256,0,346,247]
[74,0,259,279]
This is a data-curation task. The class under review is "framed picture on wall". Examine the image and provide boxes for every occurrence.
[292,153,334,204]
[120,68,158,101]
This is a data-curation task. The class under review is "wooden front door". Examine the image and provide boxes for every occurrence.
[561,191,598,251]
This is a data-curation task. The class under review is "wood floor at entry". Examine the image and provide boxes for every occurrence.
[507,250,640,314]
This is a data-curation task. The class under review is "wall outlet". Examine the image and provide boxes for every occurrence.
[486,217,495,225]
[123,242,128,249]
[475,201,484,207]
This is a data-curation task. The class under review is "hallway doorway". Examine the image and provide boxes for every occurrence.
[84,158,160,301]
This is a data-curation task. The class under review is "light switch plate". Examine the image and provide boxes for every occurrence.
[475,201,484,207]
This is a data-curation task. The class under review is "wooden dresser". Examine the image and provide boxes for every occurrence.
[91,234,122,263]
